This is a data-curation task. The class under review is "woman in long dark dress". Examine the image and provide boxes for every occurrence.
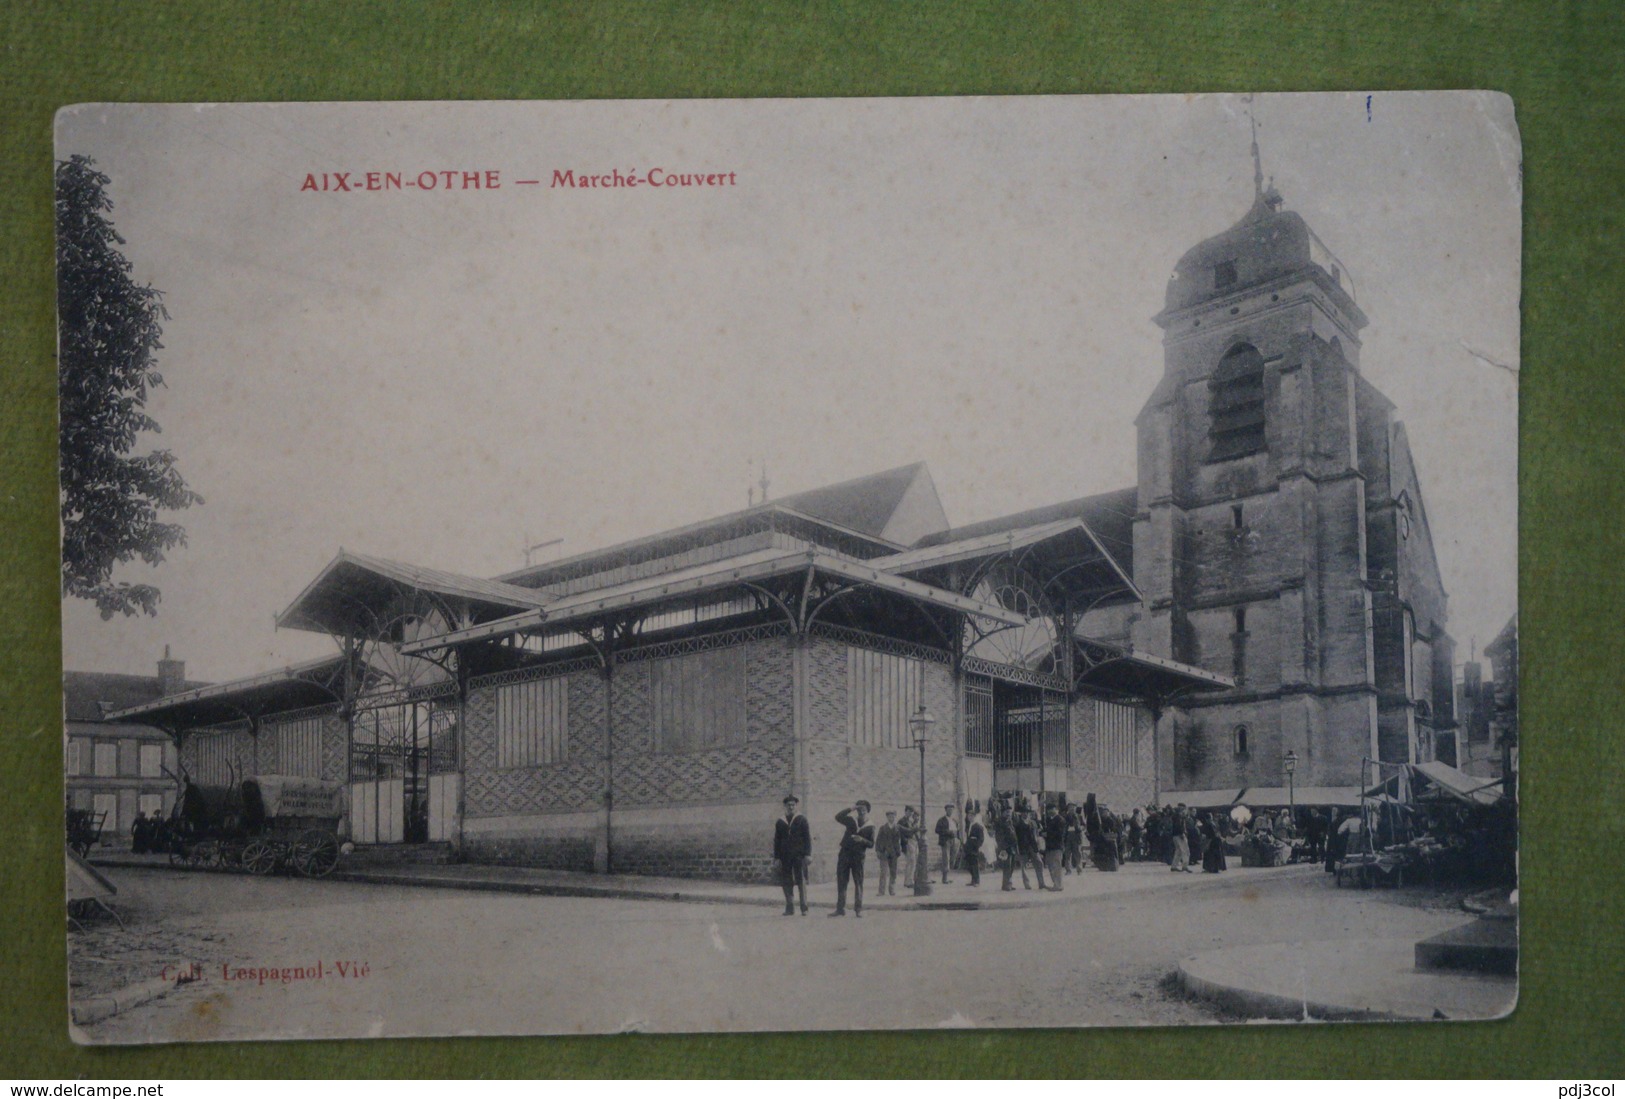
[1199,813,1228,873]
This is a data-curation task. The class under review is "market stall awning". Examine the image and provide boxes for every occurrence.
[1233,785,1363,809]
[402,548,1027,654]
[1409,761,1506,806]
[277,550,552,636]
[105,652,352,731]
[1163,788,1246,810]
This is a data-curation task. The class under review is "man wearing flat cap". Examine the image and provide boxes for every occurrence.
[773,794,812,915]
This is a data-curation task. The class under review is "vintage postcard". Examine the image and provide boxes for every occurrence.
[58,92,1519,1042]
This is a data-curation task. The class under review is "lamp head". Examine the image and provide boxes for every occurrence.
[908,705,936,744]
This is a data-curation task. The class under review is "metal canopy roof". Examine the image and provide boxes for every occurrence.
[106,653,350,730]
[1074,642,1234,699]
[876,519,1084,573]
[403,548,1026,654]
[277,550,552,635]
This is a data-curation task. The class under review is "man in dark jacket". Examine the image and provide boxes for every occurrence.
[875,810,903,896]
[994,804,1022,891]
[1305,808,1328,863]
[1041,803,1068,890]
[772,795,812,915]
[831,801,876,917]
[961,807,985,886]
[1015,803,1048,890]
[934,804,959,883]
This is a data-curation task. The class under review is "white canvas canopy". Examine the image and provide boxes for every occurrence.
[248,774,347,818]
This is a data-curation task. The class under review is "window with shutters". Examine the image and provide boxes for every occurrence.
[273,717,326,778]
[93,793,117,835]
[846,647,926,749]
[139,743,164,778]
[1095,700,1139,775]
[652,647,747,753]
[1209,343,1267,460]
[497,675,570,768]
[66,740,83,776]
[93,742,118,777]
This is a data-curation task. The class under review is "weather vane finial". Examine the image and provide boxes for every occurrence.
[1247,96,1263,199]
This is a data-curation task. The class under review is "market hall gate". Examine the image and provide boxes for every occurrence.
[964,669,1071,802]
[348,684,460,845]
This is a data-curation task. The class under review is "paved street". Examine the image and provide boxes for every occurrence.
[74,863,1479,1043]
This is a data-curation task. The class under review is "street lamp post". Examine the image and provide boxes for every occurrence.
[910,705,936,897]
[1284,749,1298,821]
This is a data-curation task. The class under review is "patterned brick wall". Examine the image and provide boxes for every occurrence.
[459,637,795,878]
[612,641,795,808]
[255,725,277,773]
[321,713,348,782]
[463,669,608,818]
[1067,696,1156,809]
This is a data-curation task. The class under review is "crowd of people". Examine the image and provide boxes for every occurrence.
[771,793,1349,917]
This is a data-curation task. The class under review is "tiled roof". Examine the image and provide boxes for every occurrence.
[63,671,210,723]
[774,462,928,538]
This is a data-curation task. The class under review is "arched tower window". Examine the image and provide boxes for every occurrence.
[1233,724,1250,756]
[1209,343,1267,461]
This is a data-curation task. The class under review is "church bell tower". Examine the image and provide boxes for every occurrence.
[1131,150,1385,791]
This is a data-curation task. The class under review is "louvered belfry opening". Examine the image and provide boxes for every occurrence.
[1208,343,1267,460]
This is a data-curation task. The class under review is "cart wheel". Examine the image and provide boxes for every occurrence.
[191,839,221,869]
[242,840,277,876]
[292,830,340,878]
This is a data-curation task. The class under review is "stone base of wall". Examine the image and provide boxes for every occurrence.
[609,816,779,882]
[462,833,596,872]
[611,842,777,883]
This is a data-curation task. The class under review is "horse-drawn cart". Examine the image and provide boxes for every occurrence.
[66,807,106,859]
[165,774,346,878]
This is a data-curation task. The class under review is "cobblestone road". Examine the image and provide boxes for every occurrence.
[74,864,1473,1043]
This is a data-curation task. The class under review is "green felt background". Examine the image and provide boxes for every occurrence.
[2,0,1620,1079]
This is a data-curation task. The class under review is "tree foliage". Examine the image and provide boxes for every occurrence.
[57,154,202,619]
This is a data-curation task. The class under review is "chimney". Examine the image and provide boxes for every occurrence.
[157,645,185,697]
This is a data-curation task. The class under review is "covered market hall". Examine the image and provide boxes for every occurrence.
[109,464,1229,883]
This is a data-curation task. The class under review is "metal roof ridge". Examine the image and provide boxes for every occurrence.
[405,545,1026,654]
[491,501,904,587]
[873,518,1087,570]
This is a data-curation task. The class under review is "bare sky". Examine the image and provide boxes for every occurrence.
[57,93,1520,684]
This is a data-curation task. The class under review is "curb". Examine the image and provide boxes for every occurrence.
[1176,955,1409,1022]
[70,974,183,1027]
[327,860,1320,912]
[328,869,789,908]
[1461,888,1515,917]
